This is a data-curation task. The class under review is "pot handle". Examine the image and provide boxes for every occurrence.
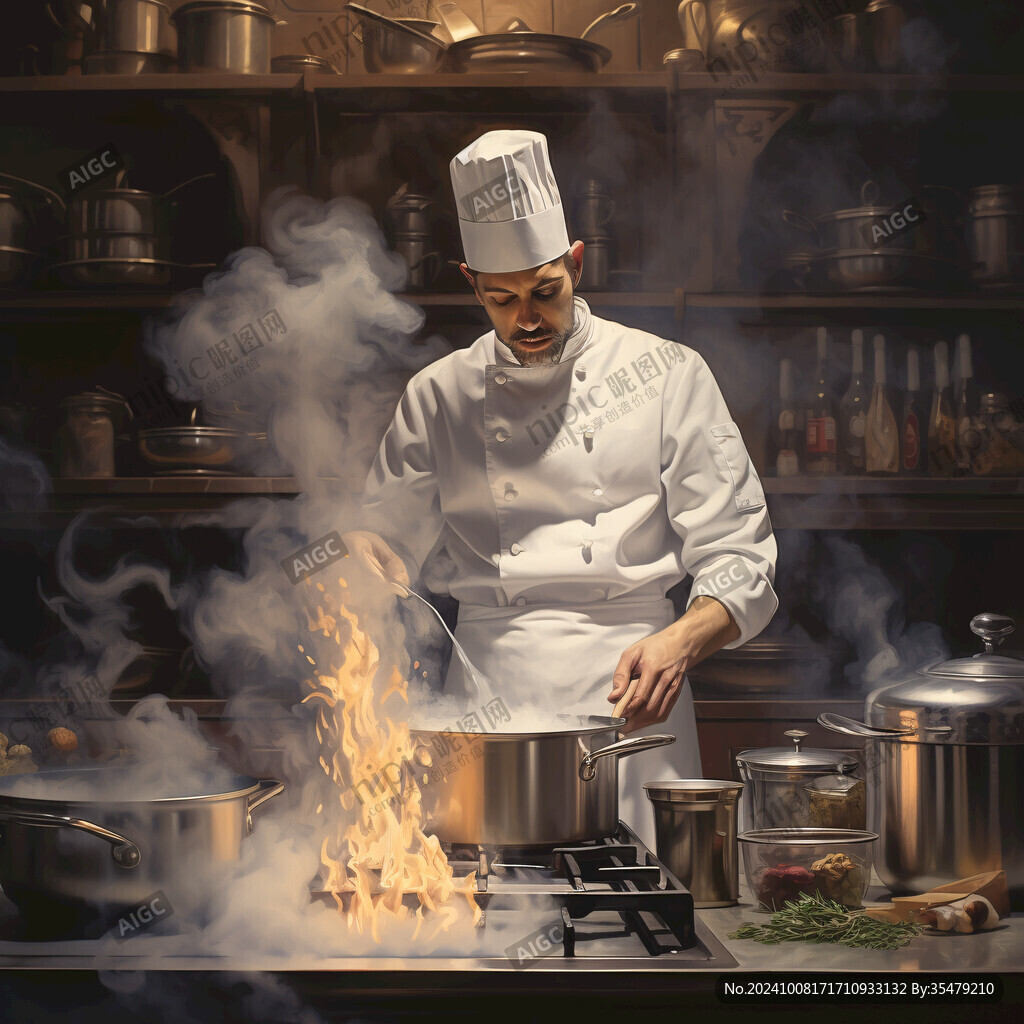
[817,712,913,738]
[579,734,675,782]
[246,778,284,833]
[0,808,140,868]
[0,171,67,215]
[783,209,820,239]
[860,180,880,206]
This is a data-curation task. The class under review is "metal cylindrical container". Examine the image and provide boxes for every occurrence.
[410,724,673,848]
[58,392,125,477]
[578,237,611,290]
[967,209,1024,288]
[644,779,743,907]
[735,729,859,830]
[574,181,616,238]
[171,0,274,74]
[85,0,171,55]
[819,612,1024,905]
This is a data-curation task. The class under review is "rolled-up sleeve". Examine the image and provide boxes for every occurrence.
[660,350,778,648]
[359,375,444,573]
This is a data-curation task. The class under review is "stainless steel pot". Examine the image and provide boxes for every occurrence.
[735,729,860,830]
[137,425,263,474]
[410,718,674,847]
[171,0,274,74]
[0,767,283,935]
[967,188,1024,289]
[819,612,1024,904]
[84,0,172,56]
[444,33,611,73]
[808,249,958,291]
[82,48,175,73]
[685,635,835,693]
[61,232,167,261]
[270,53,338,73]
[345,3,446,74]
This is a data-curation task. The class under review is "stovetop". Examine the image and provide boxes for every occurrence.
[0,821,736,972]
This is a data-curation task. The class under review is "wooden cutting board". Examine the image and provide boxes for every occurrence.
[863,870,1009,922]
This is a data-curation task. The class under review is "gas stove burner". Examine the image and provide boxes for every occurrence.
[444,822,697,955]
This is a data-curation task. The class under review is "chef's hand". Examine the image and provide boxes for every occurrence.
[608,596,741,734]
[340,531,410,595]
[607,627,687,734]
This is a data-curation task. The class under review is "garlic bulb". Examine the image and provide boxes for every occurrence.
[918,895,1001,934]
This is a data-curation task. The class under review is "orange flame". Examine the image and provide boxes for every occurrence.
[299,576,480,940]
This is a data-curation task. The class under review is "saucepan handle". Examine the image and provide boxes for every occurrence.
[817,712,913,738]
[579,734,675,782]
[0,807,140,868]
[246,778,284,834]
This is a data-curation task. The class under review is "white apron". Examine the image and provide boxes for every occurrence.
[443,596,702,852]
[362,299,777,852]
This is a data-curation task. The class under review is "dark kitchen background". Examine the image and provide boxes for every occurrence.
[2,0,1024,778]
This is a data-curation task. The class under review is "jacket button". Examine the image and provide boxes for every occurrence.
[504,483,518,501]
[494,372,508,385]
[510,543,523,555]
[513,596,527,606]
[592,487,603,497]
[495,429,510,443]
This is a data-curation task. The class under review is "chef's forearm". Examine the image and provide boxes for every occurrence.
[665,595,741,669]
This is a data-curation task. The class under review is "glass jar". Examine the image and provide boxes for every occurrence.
[735,729,860,830]
[972,393,1024,476]
[57,392,123,478]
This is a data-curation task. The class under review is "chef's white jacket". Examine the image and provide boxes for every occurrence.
[361,297,778,848]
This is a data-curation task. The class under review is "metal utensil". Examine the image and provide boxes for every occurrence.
[379,570,492,705]
[444,32,611,73]
[430,1,480,41]
[171,0,275,74]
[581,2,638,40]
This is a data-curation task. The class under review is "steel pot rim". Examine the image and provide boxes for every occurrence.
[0,768,279,807]
[172,0,274,22]
[738,827,878,845]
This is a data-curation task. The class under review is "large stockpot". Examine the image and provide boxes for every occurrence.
[410,718,674,848]
[819,612,1024,905]
[967,185,1024,289]
[0,767,283,935]
[171,0,274,74]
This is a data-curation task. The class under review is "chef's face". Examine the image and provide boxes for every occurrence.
[462,241,584,367]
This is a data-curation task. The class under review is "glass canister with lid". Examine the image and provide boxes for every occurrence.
[735,730,864,830]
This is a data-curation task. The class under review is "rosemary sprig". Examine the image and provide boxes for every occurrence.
[728,892,923,950]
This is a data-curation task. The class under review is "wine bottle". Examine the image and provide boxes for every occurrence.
[954,333,981,475]
[775,358,803,477]
[866,333,899,474]
[927,341,956,476]
[838,329,867,475]
[805,327,837,475]
[901,348,926,475]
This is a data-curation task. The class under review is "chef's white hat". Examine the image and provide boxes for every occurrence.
[450,129,570,274]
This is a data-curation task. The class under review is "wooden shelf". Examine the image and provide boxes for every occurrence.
[681,290,1024,311]
[669,71,1024,94]
[764,476,1024,495]
[0,73,305,96]
[49,476,306,494]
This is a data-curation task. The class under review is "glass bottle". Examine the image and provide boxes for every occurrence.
[805,327,837,475]
[774,358,803,477]
[838,329,867,475]
[954,333,981,475]
[865,333,899,474]
[927,341,956,476]
[901,347,926,475]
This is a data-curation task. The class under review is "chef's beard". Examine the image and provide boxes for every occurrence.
[502,304,577,367]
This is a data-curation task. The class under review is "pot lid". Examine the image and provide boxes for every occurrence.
[735,730,859,773]
[173,1,273,20]
[866,614,1024,743]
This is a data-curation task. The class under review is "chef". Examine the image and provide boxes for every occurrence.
[346,129,777,846]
